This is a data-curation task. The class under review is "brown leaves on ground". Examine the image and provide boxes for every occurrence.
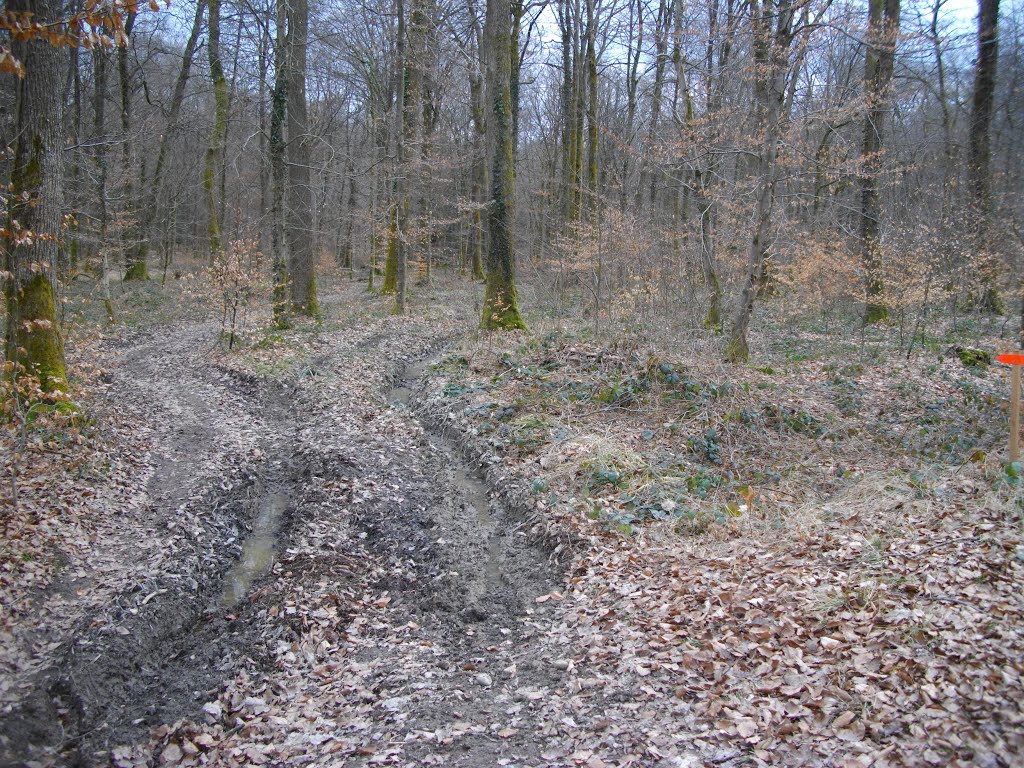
[0,347,150,711]
[422,326,1024,766]
[569,482,1023,766]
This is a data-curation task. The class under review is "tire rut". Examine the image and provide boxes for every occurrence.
[4,309,578,768]
[333,356,571,766]
[1,325,304,767]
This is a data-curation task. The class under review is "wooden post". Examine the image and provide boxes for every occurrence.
[996,354,1024,462]
[1011,365,1021,462]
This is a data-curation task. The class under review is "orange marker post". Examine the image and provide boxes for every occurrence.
[996,353,1024,462]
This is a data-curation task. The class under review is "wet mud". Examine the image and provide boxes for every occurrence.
[1,319,570,768]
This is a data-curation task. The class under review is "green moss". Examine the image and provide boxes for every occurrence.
[481,274,527,331]
[865,303,888,324]
[954,346,991,368]
[5,273,67,391]
[471,210,485,281]
[724,332,749,364]
[21,135,43,192]
[295,275,320,319]
[382,221,398,295]
[123,259,149,281]
[979,287,1005,315]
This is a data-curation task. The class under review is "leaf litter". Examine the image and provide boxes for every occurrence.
[3,280,1022,767]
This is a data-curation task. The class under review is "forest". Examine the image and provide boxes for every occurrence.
[1,0,1023,764]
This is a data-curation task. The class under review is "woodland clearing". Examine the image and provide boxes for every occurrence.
[1,274,1023,768]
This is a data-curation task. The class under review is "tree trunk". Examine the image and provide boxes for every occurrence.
[384,0,408,303]
[969,0,1002,313]
[204,0,230,259]
[638,0,669,210]
[559,0,581,228]
[3,0,69,391]
[468,0,487,280]
[481,0,527,329]
[394,0,425,310]
[584,0,598,216]
[270,0,289,326]
[120,12,149,281]
[286,0,318,315]
[860,0,901,323]
[620,0,642,212]
[725,0,794,363]
[341,153,357,272]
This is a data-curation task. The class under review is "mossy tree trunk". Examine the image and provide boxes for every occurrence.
[481,0,527,331]
[285,0,318,316]
[3,0,68,392]
[204,0,230,261]
[382,209,399,294]
[270,0,290,326]
[860,0,901,324]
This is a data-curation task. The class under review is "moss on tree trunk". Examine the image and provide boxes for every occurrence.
[123,260,149,281]
[481,0,526,332]
[382,213,399,294]
[6,274,67,392]
[4,0,68,392]
[482,272,527,330]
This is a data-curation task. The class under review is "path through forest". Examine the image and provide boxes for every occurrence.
[2,297,625,767]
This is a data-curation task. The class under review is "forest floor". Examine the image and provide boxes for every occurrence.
[1,273,1022,768]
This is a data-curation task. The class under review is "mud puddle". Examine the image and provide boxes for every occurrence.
[0,330,303,767]
[390,359,427,406]
[221,491,290,607]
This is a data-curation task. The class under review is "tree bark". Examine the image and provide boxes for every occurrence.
[481,0,527,329]
[204,0,230,259]
[860,0,901,323]
[3,0,69,391]
[286,0,318,315]
[270,0,289,326]
[968,0,1002,312]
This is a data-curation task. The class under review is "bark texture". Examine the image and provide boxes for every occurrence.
[860,0,901,323]
[3,0,69,391]
[481,0,527,330]
[204,0,230,259]
[286,0,318,315]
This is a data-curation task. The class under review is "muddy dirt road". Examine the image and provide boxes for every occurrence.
[1,301,608,767]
